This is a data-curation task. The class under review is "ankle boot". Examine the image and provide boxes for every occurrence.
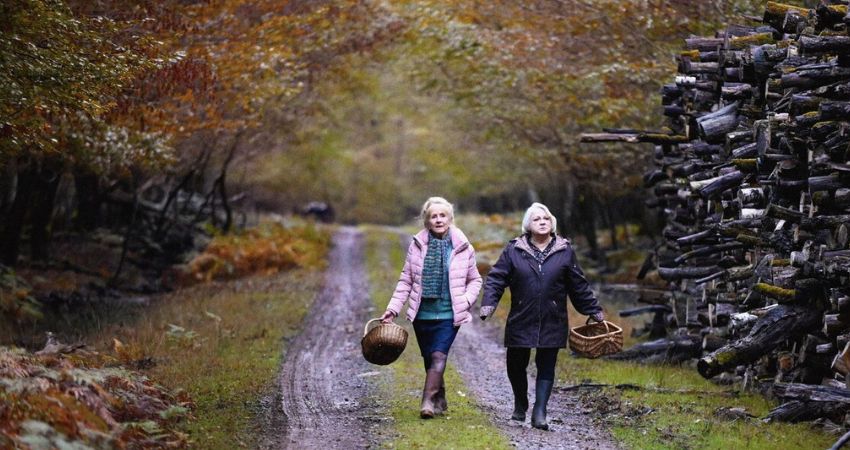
[420,369,442,419]
[434,380,447,414]
[531,379,554,430]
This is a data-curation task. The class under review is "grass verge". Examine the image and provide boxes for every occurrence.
[558,357,837,449]
[89,226,330,448]
[362,226,511,449]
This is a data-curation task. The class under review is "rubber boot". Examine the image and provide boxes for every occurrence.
[434,380,447,414]
[420,369,442,419]
[512,393,528,421]
[510,378,528,421]
[531,379,554,430]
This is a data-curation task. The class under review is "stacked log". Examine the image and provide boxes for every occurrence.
[582,1,850,422]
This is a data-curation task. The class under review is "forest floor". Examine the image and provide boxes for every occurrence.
[262,226,620,449]
[3,221,838,448]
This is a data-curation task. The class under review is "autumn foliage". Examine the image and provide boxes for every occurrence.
[179,222,330,285]
[0,346,191,448]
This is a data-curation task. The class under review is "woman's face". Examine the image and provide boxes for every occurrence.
[427,206,451,236]
[529,211,552,237]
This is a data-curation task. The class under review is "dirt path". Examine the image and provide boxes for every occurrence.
[263,227,618,449]
[453,318,620,449]
[263,227,382,449]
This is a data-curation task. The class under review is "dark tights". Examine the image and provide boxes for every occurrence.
[506,347,558,385]
[424,351,448,373]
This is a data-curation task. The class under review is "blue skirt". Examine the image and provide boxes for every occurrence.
[413,319,459,368]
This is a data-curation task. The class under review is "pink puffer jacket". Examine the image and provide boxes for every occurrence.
[386,227,482,326]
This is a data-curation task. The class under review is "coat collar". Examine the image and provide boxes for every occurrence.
[512,234,570,258]
[413,226,470,251]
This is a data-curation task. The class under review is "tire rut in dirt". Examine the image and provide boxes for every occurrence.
[453,315,621,449]
[269,227,381,449]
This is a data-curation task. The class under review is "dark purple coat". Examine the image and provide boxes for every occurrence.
[482,235,602,348]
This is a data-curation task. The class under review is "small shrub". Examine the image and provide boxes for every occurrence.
[180,222,330,285]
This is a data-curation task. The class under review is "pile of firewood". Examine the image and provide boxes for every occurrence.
[583,1,850,424]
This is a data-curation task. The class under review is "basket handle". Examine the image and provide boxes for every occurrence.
[364,318,383,337]
[586,316,610,333]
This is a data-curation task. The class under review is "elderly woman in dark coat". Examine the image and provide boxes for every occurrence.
[480,202,604,430]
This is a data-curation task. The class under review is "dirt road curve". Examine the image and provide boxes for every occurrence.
[453,318,620,449]
[263,227,379,449]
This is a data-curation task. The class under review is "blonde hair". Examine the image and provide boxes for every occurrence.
[522,202,557,235]
[420,197,455,228]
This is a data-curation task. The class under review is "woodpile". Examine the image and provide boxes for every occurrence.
[582,1,850,424]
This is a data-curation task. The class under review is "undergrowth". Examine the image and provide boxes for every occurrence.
[178,221,330,285]
[0,346,190,448]
[0,221,331,449]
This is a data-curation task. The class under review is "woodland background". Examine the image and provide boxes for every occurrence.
[0,0,787,272]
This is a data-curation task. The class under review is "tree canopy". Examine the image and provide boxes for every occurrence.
[1,0,782,264]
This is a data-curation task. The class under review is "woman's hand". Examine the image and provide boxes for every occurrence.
[591,312,605,323]
[380,310,397,324]
[479,305,495,321]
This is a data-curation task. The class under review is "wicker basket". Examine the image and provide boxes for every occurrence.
[361,318,408,365]
[569,319,623,359]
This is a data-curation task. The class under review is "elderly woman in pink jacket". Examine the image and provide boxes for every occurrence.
[380,196,482,419]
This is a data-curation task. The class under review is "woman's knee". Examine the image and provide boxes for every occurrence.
[430,351,447,372]
[535,348,558,381]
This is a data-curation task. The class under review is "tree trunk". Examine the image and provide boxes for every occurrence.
[74,171,101,231]
[0,159,15,216]
[0,163,35,266]
[29,161,62,262]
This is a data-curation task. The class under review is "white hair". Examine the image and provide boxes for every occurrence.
[420,197,455,228]
[521,202,557,235]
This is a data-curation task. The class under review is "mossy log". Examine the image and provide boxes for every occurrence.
[789,94,825,115]
[820,101,850,121]
[753,282,796,301]
[799,35,850,56]
[766,383,850,423]
[697,170,745,199]
[721,83,752,100]
[732,158,757,172]
[809,174,847,192]
[763,2,810,30]
[580,133,640,143]
[685,37,723,51]
[608,335,702,364]
[697,305,821,378]
[658,265,722,281]
[781,64,850,90]
[800,214,850,229]
[728,32,774,50]
[697,105,740,143]
[672,242,746,266]
[766,203,806,222]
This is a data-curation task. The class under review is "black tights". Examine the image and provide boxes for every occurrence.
[506,347,558,386]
